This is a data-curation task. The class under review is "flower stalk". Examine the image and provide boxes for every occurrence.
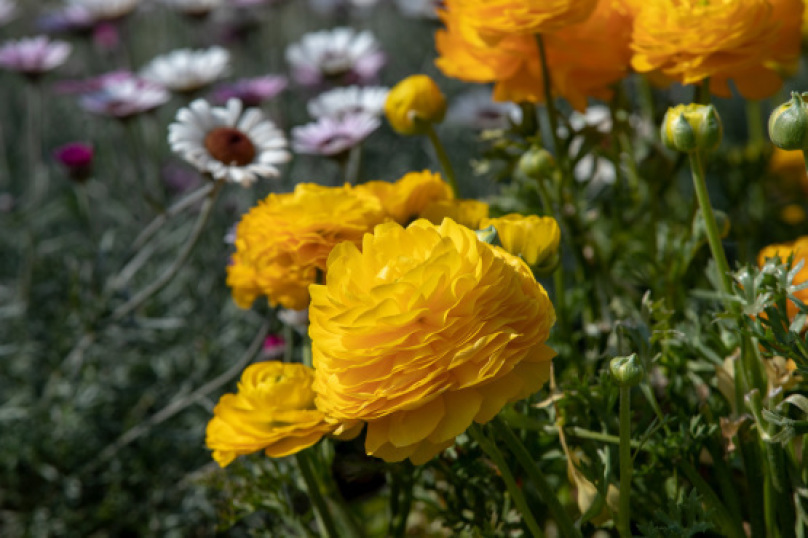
[296,451,341,538]
[469,423,545,538]
[425,124,458,195]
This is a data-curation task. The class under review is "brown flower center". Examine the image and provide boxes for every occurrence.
[204,127,256,166]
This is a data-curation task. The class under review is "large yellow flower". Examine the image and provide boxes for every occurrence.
[452,0,597,43]
[758,236,808,320]
[310,218,556,464]
[206,362,336,467]
[227,183,387,310]
[359,170,454,224]
[631,0,802,100]
[419,199,490,229]
[436,0,633,110]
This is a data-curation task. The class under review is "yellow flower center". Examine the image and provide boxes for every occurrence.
[204,127,256,166]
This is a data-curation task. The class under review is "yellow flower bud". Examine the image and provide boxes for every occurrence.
[661,104,722,153]
[768,92,808,151]
[479,214,561,273]
[384,74,447,135]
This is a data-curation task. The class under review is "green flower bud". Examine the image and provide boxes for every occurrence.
[768,92,808,151]
[474,224,500,246]
[661,104,722,153]
[517,146,556,181]
[610,353,643,387]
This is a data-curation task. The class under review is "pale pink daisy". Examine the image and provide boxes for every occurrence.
[285,27,385,87]
[210,75,287,106]
[0,36,71,76]
[307,85,388,120]
[141,47,231,93]
[79,73,170,118]
[292,112,379,157]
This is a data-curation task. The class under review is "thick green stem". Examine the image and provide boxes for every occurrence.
[688,151,733,298]
[469,424,545,538]
[493,419,581,538]
[296,451,341,538]
[617,385,633,538]
[425,124,458,196]
[746,100,764,148]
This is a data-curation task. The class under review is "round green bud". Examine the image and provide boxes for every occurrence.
[610,353,644,387]
[517,146,556,180]
[474,224,500,246]
[661,104,722,153]
[768,92,808,151]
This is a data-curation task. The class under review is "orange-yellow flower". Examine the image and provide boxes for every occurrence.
[206,362,336,466]
[359,170,454,224]
[758,236,808,320]
[631,0,802,100]
[436,0,633,110]
[479,214,561,270]
[227,183,387,310]
[451,0,597,43]
[310,218,556,464]
[419,198,490,229]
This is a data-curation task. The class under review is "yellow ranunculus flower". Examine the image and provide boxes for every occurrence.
[227,183,387,310]
[631,0,802,100]
[758,236,808,320]
[206,362,336,466]
[310,218,556,464]
[359,170,454,224]
[384,75,447,135]
[452,0,597,43]
[419,199,489,229]
[479,214,560,271]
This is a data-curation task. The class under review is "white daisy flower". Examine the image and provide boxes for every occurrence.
[141,47,230,93]
[285,27,385,87]
[308,0,380,15]
[563,106,616,185]
[307,85,388,120]
[168,98,290,187]
[67,0,140,21]
[445,89,521,130]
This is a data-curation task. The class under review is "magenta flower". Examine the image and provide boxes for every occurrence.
[210,75,287,106]
[261,334,286,360]
[0,36,71,76]
[291,112,379,157]
[53,142,94,182]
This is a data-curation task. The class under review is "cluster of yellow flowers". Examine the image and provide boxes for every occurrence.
[211,170,561,465]
[435,0,803,109]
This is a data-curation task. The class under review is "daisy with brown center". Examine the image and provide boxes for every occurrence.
[168,98,290,187]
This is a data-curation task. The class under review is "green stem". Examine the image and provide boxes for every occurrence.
[110,179,224,320]
[746,100,764,148]
[535,33,569,203]
[296,451,341,538]
[738,428,766,538]
[469,424,545,538]
[617,385,633,538]
[697,78,712,105]
[678,460,746,538]
[493,419,581,538]
[687,151,733,298]
[25,80,46,205]
[425,124,458,195]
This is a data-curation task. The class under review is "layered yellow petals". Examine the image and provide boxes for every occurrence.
[631,0,802,100]
[206,362,337,467]
[227,183,387,310]
[480,214,561,270]
[758,236,808,320]
[359,170,454,225]
[310,218,556,463]
[451,0,597,43]
[436,0,633,111]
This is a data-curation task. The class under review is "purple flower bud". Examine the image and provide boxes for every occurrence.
[53,142,93,182]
